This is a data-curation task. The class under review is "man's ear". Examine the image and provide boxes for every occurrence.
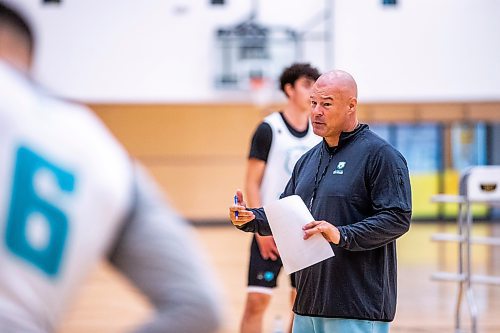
[0,29,32,73]
[348,98,357,113]
[284,83,294,98]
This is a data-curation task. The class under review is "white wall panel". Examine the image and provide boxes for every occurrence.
[9,0,500,103]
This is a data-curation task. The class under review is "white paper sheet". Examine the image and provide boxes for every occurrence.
[263,195,335,274]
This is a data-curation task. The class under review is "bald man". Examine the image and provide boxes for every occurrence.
[0,2,221,332]
[230,70,412,333]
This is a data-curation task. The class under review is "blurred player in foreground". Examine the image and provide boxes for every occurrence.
[0,2,222,332]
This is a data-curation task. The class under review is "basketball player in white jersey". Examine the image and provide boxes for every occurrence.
[241,63,321,333]
[0,3,221,332]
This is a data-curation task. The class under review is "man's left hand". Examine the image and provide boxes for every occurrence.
[302,220,340,244]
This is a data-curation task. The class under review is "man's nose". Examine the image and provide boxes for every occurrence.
[312,104,322,116]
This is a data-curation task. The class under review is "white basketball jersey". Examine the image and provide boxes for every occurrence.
[0,63,133,331]
[260,112,321,205]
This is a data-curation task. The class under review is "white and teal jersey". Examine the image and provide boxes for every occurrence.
[0,62,133,330]
[260,112,321,205]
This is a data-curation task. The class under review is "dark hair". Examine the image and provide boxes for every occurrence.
[0,2,34,54]
[279,63,320,96]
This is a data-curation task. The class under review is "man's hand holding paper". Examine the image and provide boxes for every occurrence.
[229,193,335,274]
[303,220,341,244]
[263,195,334,274]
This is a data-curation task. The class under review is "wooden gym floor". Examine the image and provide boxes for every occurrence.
[59,223,500,333]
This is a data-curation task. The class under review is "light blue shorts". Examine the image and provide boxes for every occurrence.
[293,314,390,333]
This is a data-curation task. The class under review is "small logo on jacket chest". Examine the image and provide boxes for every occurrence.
[332,161,346,175]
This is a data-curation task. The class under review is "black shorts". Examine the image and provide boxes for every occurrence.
[247,235,296,289]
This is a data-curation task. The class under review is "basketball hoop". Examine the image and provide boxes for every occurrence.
[249,75,273,108]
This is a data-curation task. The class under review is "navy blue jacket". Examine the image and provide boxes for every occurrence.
[238,124,412,321]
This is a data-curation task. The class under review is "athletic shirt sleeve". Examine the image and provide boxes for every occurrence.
[108,163,222,333]
[248,122,273,162]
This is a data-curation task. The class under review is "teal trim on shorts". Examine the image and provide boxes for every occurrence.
[293,314,390,333]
